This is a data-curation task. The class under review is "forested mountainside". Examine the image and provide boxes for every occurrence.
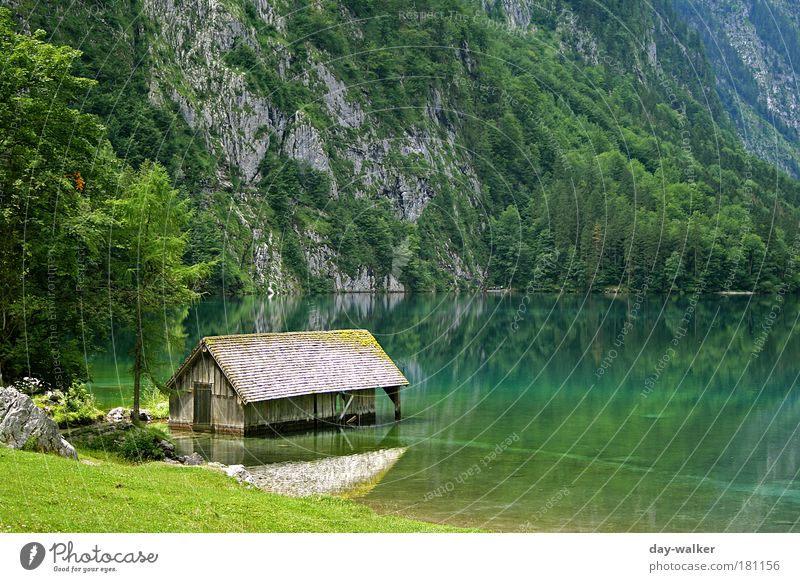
[674,0,800,178]
[5,0,800,295]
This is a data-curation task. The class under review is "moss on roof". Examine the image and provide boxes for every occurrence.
[167,329,409,403]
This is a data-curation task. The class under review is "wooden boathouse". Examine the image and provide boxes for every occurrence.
[166,330,409,435]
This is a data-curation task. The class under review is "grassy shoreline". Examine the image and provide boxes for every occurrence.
[0,448,465,533]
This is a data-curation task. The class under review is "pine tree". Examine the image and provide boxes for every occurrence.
[111,162,210,419]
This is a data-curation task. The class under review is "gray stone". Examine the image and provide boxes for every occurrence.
[106,407,130,423]
[0,387,78,459]
[224,464,256,487]
[158,439,176,458]
[44,390,64,405]
[313,62,364,129]
[182,452,205,466]
[107,407,152,423]
[281,111,330,172]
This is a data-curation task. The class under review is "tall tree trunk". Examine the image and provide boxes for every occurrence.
[132,332,142,422]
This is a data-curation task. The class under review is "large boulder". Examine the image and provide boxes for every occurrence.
[0,387,78,459]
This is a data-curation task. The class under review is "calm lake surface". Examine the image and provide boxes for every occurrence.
[89,293,800,532]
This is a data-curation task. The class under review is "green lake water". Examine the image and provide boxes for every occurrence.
[89,293,800,532]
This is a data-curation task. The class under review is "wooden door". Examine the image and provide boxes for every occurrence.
[193,382,212,426]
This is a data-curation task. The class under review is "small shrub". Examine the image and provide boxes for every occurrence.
[75,429,122,453]
[119,429,166,463]
[34,381,104,427]
[70,423,172,464]
[21,436,40,452]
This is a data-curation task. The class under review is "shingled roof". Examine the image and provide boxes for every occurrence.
[166,330,409,404]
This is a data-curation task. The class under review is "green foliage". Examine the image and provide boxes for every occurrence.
[11,0,215,187]
[398,232,435,290]
[21,436,40,452]
[326,197,400,279]
[0,9,211,399]
[674,0,800,177]
[141,384,170,420]
[0,9,115,387]
[489,206,526,287]
[68,422,171,464]
[119,428,167,463]
[279,230,309,281]
[270,0,800,293]
[33,382,104,428]
[72,427,122,455]
[110,162,211,415]
[113,162,209,307]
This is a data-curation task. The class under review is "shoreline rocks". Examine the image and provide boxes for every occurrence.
[223,464,257,487]
[176,457,257,487]
[0,387,78,459]
[181,451,205,466]
[106,407,153,423]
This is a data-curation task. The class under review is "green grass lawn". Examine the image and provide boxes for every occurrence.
[0,448,464,533]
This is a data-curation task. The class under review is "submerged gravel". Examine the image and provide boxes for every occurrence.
[246,447,407,497]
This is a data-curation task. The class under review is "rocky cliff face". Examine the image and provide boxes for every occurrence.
[141,0,485,292]
[674,0,800,177]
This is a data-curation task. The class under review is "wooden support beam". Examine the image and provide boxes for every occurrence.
[313,392,318,429]
[382,386,401,420]
[339,392,355,421]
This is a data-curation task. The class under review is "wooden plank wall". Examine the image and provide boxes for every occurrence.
[169,391,194,425]
[343,388,376,416]
[245,394,320,427]
[169,350,244,432]
[243,388,377,430]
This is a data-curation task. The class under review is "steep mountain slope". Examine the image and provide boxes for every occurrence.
[674,0,800,177]
[6,0,800,293]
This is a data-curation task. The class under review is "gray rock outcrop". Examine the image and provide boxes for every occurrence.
[139,0,486,293]
[0,387,78,459]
